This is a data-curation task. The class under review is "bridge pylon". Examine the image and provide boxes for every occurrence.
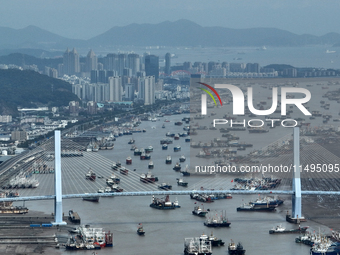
[51,130,66,226]
[286,127,306,224]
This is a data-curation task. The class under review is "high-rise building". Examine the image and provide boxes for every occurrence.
[69,101,79,116]
[86,49,98,72]
[144,76,155,105]
[127,53,140,76]
[165,53,171,75]
[11,130,27,141]
[108,76,123,102]
[118,53,127,76]
[125,83,135,101]
[63,48,80,75]
[245,63,260,73]
[104,53,118,71]
[87,101,97,115]
[145,55,159,81]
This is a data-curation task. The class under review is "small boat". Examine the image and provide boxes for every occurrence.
[269,225,309,234]
[166,155,172,164]
[137,223,145,236]
[162,144,168,150]
[85,169,96,181]
[148,161,154,169]
[174,134,180,140]
[228,241,246,255]
[83,194,99,202]
[162,124,165,128]
[126,156,132,165]
[128,138,135,144]
[181,165,190,176]
[173,162,181,171]
[145,153,151,160]
[140,171,159,183]
[177,178,188,187]
[110,173,120,184]
[179,155,186,162]
[192,205,208,217]
[111,184,123,192]
[140,152,146,160]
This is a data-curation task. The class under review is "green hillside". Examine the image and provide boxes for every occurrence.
[0,69,79,115]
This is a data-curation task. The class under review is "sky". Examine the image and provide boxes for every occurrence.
[0,0,339,39]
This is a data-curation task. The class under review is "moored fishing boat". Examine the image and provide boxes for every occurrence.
[126,156,132,165]
[269,225,309,234]
[140,171,158,183]
[85,169,96,181]
[184,237,212,255]
[120,167,128,175]
[192,205,208,217]
[204,211,231,227]
[179,155,186,162]
[166,155,172,164]
[150,195,179,210]
[173,162,181,171]
[200,232,225,246]
[148,161,154,169]
[228,241,246,255]
[177,178,188,187]
[162,144,168,150]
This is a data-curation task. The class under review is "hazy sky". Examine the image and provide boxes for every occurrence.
[0,0,339,39]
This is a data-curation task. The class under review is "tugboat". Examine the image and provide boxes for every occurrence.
[162,144,168,150]
[204,211,231,227]
[150,195,178,210]
[126,156,132,165]
[200,232,225,246]
[228,241,246,255]
[192,205,208,217]
[184,237,212,255]
[148,161,154,169]
[177,178,188,187]
[269,224,309,234]
[173,162,181,171]
[85,169,96,181]
[137,223,145,236]
[166,155,172,164]
[179,155,186,162]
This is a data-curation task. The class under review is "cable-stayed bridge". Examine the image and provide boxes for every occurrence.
[0,128,339,225]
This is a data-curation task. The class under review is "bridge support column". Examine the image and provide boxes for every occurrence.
[51,130,66,226]
[287,127,305,223]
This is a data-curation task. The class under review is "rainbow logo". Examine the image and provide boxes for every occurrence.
[198,82,223,106]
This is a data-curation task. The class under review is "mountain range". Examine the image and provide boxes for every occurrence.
[1,19,340,50]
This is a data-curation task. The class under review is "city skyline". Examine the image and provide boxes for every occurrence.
[0,0,339,40]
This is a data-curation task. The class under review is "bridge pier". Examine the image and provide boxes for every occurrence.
[286,127,306,224]
[51,130,66,226]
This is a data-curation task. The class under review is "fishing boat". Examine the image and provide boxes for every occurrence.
[158,182,172,190]
[148,161,154,169]
[179,155,186,162]
[126,156,132,165]
[83,194,99,202]
[200,232,225,246]
[140,171,159,183]
[174,145,181,152]
[184,237,212,255]
[145,146,153,153]
[237,203,276,212]
[173,162,181,171]
[269,225,309,234]
[166,155,172,164]
[177,178,188,187]
[150,195,178,210]
[204,211,231,227]
[137,223,145,236]
[192,205,208,217]
[85,169,96,181]
[228,241,246,255]
[128,138,135,144]
[120,167,129,175]
[162,144,168,150]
